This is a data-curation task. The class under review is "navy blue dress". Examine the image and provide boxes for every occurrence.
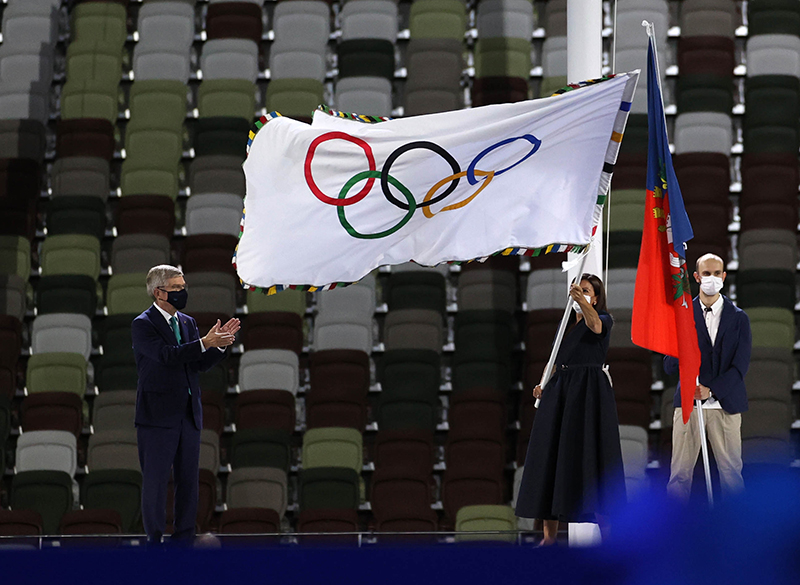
[515,311,626,522]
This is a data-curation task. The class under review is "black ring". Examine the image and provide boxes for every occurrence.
[380,141,461,210]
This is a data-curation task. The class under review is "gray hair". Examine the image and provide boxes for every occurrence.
[146,265,183,300]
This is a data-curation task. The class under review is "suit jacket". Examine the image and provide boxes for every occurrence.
[132,305,227,429]
[664,295,751,414]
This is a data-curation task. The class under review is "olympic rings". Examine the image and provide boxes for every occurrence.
[380,141,461,211]
[305,132,376,206]
[466,134,541,185]
[337,170,417,239]
[304,130,542,239]
[422,170,495,218]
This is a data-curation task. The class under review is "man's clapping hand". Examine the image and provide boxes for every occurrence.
[202,319,237,348]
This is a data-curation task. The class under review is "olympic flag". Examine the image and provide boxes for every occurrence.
[235,72,638,292]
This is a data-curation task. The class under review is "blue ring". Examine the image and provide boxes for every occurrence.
[466,134,542,185]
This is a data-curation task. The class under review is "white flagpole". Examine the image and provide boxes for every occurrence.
[643,20,714,507]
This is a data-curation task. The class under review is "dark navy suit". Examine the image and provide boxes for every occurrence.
[132,305,226,543]
[664,295,751,414]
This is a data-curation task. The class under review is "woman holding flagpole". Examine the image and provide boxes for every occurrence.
[515,274,626,545]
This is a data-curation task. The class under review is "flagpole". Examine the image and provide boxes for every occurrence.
[643,20,714,507]
[534,250,589,409]
[695,399,715,507]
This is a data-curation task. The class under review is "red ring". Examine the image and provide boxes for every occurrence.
[304,132,376,206]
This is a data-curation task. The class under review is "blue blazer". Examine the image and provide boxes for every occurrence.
[664,295,751,414]
[132,305,227,429]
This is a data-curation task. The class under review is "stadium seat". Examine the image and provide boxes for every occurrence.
[128,80,188,129]
[198,79,257,121]
[265,78,324,121]
[229,428,292,471]
[92,391,137,433]
[474,38,532,79]
[383,309,444,353]
[472,76,528,106]
[183,272,237,316]
[26,353,87,397]
[448,386,507,432]
[0,235,31,282]
[238,349,299,394]
[441,467,504,523]
[736,269,795,311]
[190,155,246,196]
[409,0,467,39]
[110,235,171,274]
[297,508,360,537]
[219,507,281,535]
[377,349,441,431]
[233,389,296,433]
[747,0,800,37]
[0,274,28,322]
[445,424,505,477]
[738,229,797,272]
[15,430,78,477]
[341,0,398,41]
[302,427,363,473]
[240,312,303,353]
[193,117,250,159]
[455,505,517,543]
[71,1,127,48]
[0,119,47,162]
[40,234,101,280]
[181,234,238,275]
[106,273,151,315]
[201,39,259,83]
[453,310,513,392]
[206,1,264,44]
[0,509,42,536]
[607,347,652,429]
[247,288,307,316]
[747,308,794,349]
[404,38,463,114]
[185,193,243,237]
[337,39,395,80]
[477,0,534,40]
[81,469,142,533]
[335,77,393,117]
[371,466,433,525]
[373,429,435,479]
[387,271,447,316]
[20,393,83,437]
[226,467,289,517]
[59,509,123,537]
[45,197,107,241]
[10,470,73,534]
[55,119,115,160]
[86,429,140,472]
[298,467,361,511]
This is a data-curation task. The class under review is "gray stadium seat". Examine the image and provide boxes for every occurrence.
[0,43,54,87]
[200,429,221,473]
[238,349,300,394]
[674,112,733,155]
[746,34,800,78]
[190,156,246,196]
[15,430,78,477]
[404,38,463,116]
[110,235,172,274]
[31,313,93,360]
[91,390,137,433]
[269,1,330,82]
[0,81,50,124]
[201,39,260,83]
[50,157,110,200]
[738,229,798,272]
[0,274,28,321]
[183,272,237,316]
[619,424,649,498]
[0,119,47,162]
[137,2,195,49]
[457,270,517,313]
[383,309,444,353]
[605,268,637,310]
[226,467,289,517]
[335,76,393,116]
[312,318,374,353]
[133,43,192,83]
[1,3,58,47]
[543,0,567,37]
[87,429,140,472]
[340,0,398,42]
[477,0,535,41]
[680,0,737,38]
[185,193,244,236]
[315,276,376,321]
[525,268,565,310]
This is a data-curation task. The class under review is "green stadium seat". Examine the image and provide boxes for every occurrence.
[265,78,324,121]
[409,0,468,39]
[46,196,107,241]
[377,349,441,431]
[65,40,123,86]
[193,117,250,159]
[36,275,98,318]
[0,235,31,281]
[124,121,184,167]
[71,2,128,48]
[229,428,292,472]
[298,467,360,511]
[120,158,180,199]
[302,427,363,473]
[246,288,307,316]
[736,269,795,311]
[604,190,645,232]
[455,504,517,542]
[387,271,447,316]
[60,78,120,122]
[106,273,151,315]
[40,235,102,280]
[748,307,795,349]
[26,352,87,397]
[82,469,143,533]
[129,80,188,129]
[198,79,257,121]
[10,470,74,534]
[748,0,800,37]
[337,39,395,80]
[475,38,532,79]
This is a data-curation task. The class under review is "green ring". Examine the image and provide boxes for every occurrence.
[337,170,417,239]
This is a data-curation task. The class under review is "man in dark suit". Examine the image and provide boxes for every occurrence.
[664,253,751,501]
[132,265,240,545]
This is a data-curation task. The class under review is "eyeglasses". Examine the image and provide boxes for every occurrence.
[157,286,186,292]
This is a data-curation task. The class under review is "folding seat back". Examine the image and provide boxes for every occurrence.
[370,467,431,520]
[441,468,504,521]
[0,313,22,365]
[455,505,517,542]
[197,79,257,121]
[137,1,195,49]
[373,429,435,477]
[457,269,517,313]
[404,38,463,114]
[226,467,289,517]
[680,0,737,37]
[190,156,246,196]
[45,196,107,241]
[738,229,797,271]
[677,35,735,77]
[271,0,330,51]
[302,427,363,472]
[200,429,221,473]
[471,76,527,107]
[40,235,101,279]
[409,0,468,39]
[201,39,259,82]
[120,157,181,199]
[741,402,793,465]
[673,112,733,155]
[219,507,281,534]
[747,308,794,349]
[337,39,395,80]
[229,428,292,471]
[10,470,74,534]
[106,273,152,315]
[673,153,731,206]
[746,34,800,78]
[1,3,58,47]
[26,353,87,397]
[341,0,398,41]
[234,389,296,432]
[0,509,42,537]
[745,347,794,402]
[66,40,123,86]
[183,271,237,316]
[185,192,244,236]
[335,77,393,117]
[193,117,251,159]
[124,121,183,166]
[605,268,637,310]
[387,271,446,315]
[92,390,137,433]
[453,310,514,362]
[247,288,307,316]
[265,78,324,121]
[129,80,188,129]
[736,269,795,311]
[383,309,444,353]
[0,236,31,281]
[35,275,98,319]
[525,268,566,310]
[181,234,239,275]
[20,392,83,437]
[474,37,532,80]
[448,386,507,432]
[445,425,505,475]
[71,2,127,48]
[238,348,299,394]
[297,508,360,536]
[604,190,645,232]
[87,429,141,472]
[476,0,534,40]
[298,467,361,510]
[741,152,799,208]
[110,235,171,275]
[31,313,92,360]
[619,424,648,496]
[241,312,304,353]
[81,469,143,533]
[0,120,47,162]
[747,0,800,37]
[316,276,375,320]
[308,349,370,391]
[15,430,78,476]
[59,509,123,536]
[55,119,115,160]
[313,316,373,353]
[206,1,264,44]
[0,274,27,322]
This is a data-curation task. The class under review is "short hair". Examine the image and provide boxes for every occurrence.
[580,273,608,314]
[695,253,725,273]
[146,265,183,300]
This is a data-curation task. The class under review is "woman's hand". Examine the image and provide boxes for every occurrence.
[569,283,585,304]
[533,385,543,399]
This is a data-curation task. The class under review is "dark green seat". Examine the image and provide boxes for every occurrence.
[100,313,135,358]
[677,75,734,114]
[337,39,395,80]
[198,363,229,395]
[618,114,648,157]
[82,469,143,533]
[36,275,98,318]
[0,394,10,472]
[97,354,139,392]
[736,269,795,311]
[606,230,643,269]
[743,76,800,153]
[378,349,440,430]
[748,0,800,36]
[387,272,447,315]
[129,80,189,129]
[46,196,107,240]
[265,78,324,120]
[298,467,360,511]
[11,470,74,534]
[229,428,292,472]
[193,117,250,159]
[0,235,31,281]
[454,310,514,362]
[474,38,532,79]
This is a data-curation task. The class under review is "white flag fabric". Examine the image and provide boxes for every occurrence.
[235,73,638,293]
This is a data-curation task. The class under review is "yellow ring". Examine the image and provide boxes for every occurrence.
[422,169,495,218]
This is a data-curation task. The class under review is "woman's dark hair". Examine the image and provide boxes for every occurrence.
[581,273,607,314]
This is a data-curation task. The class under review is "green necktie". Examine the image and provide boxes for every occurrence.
[169,316,182,344]
[169,316,190,395]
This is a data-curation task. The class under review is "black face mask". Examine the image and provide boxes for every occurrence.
[160,288,188,311]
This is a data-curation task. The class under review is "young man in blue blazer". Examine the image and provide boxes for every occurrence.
[664,253,751,501]
[132,265,240,545]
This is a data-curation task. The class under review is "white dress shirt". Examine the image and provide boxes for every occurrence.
[699,295,724,409]
[152,303,210,352]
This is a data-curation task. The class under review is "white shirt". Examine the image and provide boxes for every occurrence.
[698,295,724,409]
[152,303,210,352]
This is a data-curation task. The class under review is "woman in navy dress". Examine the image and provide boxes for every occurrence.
[515,274,625,545]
